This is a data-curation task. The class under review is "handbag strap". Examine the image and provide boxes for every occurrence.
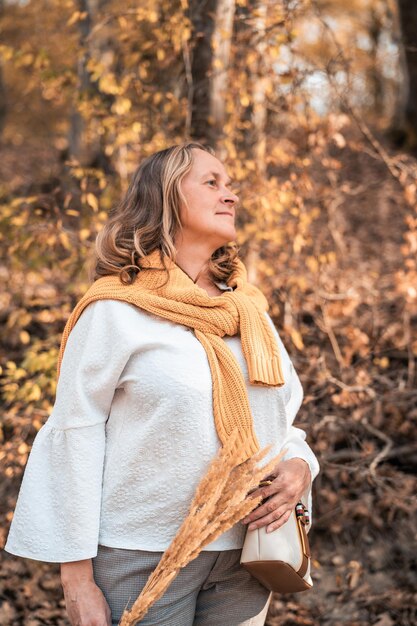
[295,503,311,578]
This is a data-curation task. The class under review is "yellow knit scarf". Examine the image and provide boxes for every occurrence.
[57,249,285,463]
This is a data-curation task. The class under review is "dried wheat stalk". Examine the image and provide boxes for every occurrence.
[119,432,286,626]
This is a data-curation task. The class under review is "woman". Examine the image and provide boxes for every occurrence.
[5,142,319,626]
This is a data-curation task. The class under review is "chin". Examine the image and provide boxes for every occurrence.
[217,228,237,244]
[204,226,236,249]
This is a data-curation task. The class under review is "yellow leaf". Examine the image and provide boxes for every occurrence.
[111,97,132,115]
[19,330,30,345]
[290,329,304,351]
[28,384,42,402]
[306,256,319,273]
[333,133,346,148]
[59,232,71,250]
[14,368,27,379]
[293,234,305,253]
[138,66,148,79]
[20,53,34,66]
[99,73,120,95]
[374,357,389,369]
[79,228,91,241]
[0,45,14,61]
[67,11,80,27]
[86,193,99,212]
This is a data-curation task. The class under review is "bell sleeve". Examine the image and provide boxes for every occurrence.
[4,299,132,563]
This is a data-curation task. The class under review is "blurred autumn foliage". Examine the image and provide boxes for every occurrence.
[0,0,416,625]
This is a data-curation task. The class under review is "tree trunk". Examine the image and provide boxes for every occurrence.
[0,0,6,137]
[234,0,269,282]
[0,61,6,138]
[247,2,268,174]
[69,0,113,168]
[368,7,384,120]
[393,0,417,151]
[234,0,269,170]
[188,0,235,148]
[209,0,236,148]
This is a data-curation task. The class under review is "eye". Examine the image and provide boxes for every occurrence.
[206,179,217,187]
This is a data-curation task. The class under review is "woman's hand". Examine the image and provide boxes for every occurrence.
[242,457,311,534]
[61,559,112,626]
[62,579,112,626]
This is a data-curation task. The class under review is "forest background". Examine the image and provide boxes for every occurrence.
[0,0,416,624]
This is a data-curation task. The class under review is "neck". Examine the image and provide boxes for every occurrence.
[173,243,216,286]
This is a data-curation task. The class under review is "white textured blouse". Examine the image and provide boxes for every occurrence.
[5,283,319,563]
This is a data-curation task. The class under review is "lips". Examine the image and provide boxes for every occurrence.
[216,212,234,217]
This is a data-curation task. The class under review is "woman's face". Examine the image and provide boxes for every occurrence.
[175,148,239,250]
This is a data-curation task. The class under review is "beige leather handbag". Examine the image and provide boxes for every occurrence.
[240,499,313,594]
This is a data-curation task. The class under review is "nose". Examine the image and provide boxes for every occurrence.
[222,188,239,205]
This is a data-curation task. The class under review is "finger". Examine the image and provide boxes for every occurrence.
[247,504,291,532]
[245,486,269,502]
[265,474,301,504]
[246,474,285,503]
[243,479,291,522]
[242,494,286,525]
[246,487,263,500]
[266,508,292,533]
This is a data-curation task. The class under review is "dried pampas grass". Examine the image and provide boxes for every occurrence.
[119,432,286,626]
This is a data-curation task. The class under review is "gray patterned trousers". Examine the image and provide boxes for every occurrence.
[92,545,272,625]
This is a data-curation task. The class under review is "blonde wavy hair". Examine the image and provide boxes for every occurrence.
[91,141,240,286]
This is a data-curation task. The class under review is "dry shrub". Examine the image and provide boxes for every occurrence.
[119,432,286,626]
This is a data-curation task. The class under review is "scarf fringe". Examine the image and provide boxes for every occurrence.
[248,354,285,387]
